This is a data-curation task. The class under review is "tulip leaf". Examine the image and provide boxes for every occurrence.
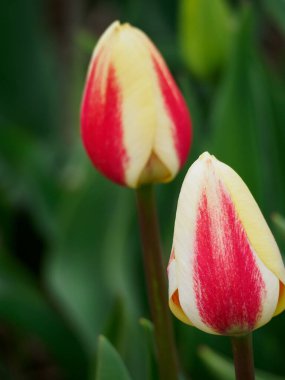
[0,124,60,239]
[249,67,285,215]
[139,318,158,380]
[178,0,234,78]
[211,7,262,206]
[95,336,132,380]
[44,157,149,380]
[262,0,285,35]
[198,346,234,380]
[44,168,117,353]
[272,213,285,243]
[0,249,88,379]
[102,296,127,355]
[199,346,284,380]
[263,70,285,215]
[210,5,285,217]
[138,318,188,380]
[0,0,57,138]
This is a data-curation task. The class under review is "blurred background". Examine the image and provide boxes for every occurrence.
[1,0,285,379]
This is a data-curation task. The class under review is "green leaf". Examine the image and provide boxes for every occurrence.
[95,336,132,380]
[210,7,263,204]
[103,296,126,353]
[198,346,235,380]
[178,0,234,78]
[0,249,88,379]
[263,70,285,215]
[139,318,155,349]
[262,0,285,36]
[0,125,60,239]
[45,164,142,353]
[272,213,285,241]
[210,5,285,216]
[139,318,158,380]
[199,346,284,380]
[0,0,57,137]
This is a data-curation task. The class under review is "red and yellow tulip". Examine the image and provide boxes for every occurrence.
[168,152,285,335]
[81,21,192,188]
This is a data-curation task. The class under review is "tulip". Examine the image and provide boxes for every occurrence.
[168,152,285,336]
[80,21,192,188]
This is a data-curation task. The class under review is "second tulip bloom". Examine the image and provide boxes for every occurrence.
[168,152,285,335]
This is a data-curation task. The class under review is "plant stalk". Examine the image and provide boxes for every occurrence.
[136,185,179,380]
[231,333,255,380]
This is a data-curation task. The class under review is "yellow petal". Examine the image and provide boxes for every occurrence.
[169,290,193,326]
[274,283,285,316]
[167,255,192,325]
[111,24,180,187]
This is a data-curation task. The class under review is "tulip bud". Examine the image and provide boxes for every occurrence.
[168,152,285,335]
[80,21,192,188]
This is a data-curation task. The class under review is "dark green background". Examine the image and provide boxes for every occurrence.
[0,0,285,379]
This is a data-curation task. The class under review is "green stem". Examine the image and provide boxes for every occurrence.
[136,185,179,380]
[231,333,255,380]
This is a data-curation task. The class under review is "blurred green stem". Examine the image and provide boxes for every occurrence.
[231,333,255,380]
[136,185,179,380]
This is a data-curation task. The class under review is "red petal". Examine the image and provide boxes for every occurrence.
[81,60,128,185]
[152,56,192,167]
[194,182,265,334]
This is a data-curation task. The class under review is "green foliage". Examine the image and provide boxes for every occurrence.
[95,336,132,380]
[210,7,262,200]
[139,318,158,380]
[199,346,284,380]
[0,249,88,379]
[178,0,234,78]
[199,346,234,380]
[0,0,285,379]
[262,0,285,36]
[272,213,285,240]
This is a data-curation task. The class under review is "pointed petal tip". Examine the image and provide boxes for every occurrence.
[109,20,139,36]
[198,151,211,160]
[198,151,218,164]
[110,20,120,28]
[99,20,121,40]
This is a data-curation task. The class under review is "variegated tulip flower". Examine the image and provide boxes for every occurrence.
[80,21,192,188]
[168,152,285,336]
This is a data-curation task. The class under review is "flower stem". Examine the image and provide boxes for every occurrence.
[136,185,179,380]
[231,333,255,380]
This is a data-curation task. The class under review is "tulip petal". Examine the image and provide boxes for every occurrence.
[215,160,285,285]
[111,26,156,187]
[150,49,192,171]
[113,26,191,187]
[81,56,128,184]
[174,153,279,335]
[168,252,193,325]
[274,282,285,316]
[81,23,128,185]
[81,21,192,187]
[138,153,171,186]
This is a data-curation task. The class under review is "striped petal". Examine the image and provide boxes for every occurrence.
[170,152,283,335]
[215,158,285,316]
[81,21,192,188]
